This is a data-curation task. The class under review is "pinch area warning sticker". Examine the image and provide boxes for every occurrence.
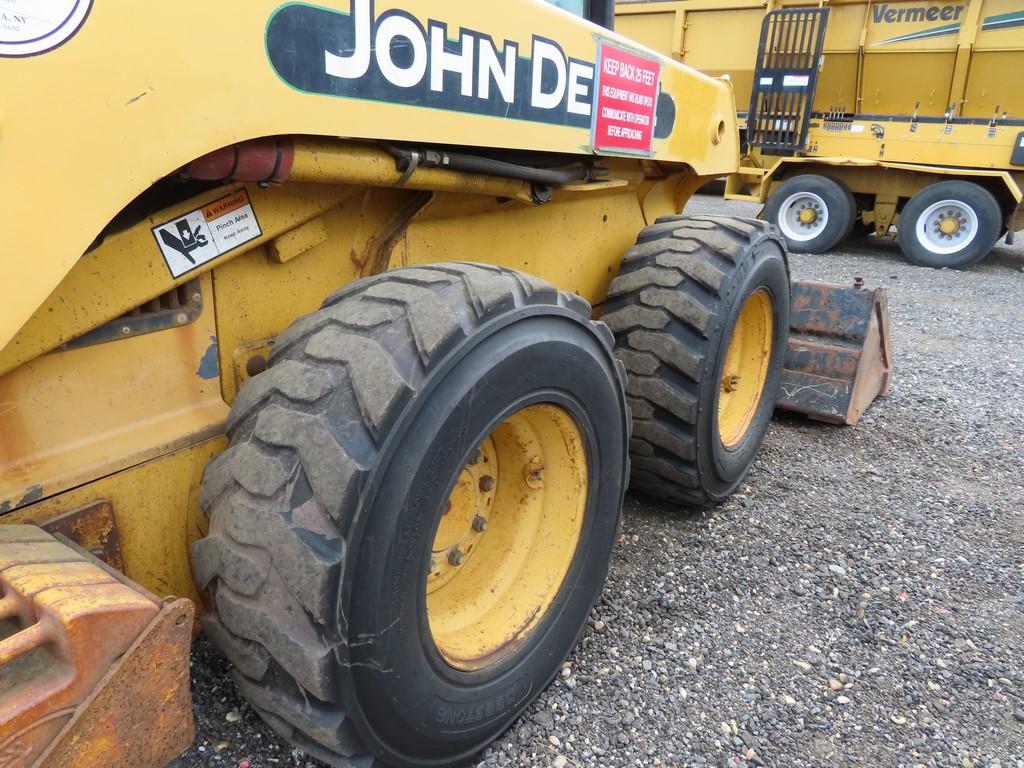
[593,43,661,156]
[152,190,262,278]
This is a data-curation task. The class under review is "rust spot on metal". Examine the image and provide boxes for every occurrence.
[33,598,195,768]
[40,501,124,572]
[0,525,195,768]
[777,280,893,426]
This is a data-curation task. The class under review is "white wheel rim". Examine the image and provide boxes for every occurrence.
[914,199,979,255]
[777,192,829,242]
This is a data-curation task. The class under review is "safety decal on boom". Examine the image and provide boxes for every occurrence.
[152,190,262,278]
[265,0,675,155]
[593,43,660,155]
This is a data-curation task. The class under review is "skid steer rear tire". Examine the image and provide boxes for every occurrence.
[192,264,629,768]
[604,215,789,507]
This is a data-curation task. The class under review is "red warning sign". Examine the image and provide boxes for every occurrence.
[593,43,661,156]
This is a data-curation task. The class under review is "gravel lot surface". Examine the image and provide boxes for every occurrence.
[174,195,1024,768]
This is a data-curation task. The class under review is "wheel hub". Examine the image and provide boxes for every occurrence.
[427,441,496,589]
[918,199,978,254]
[718,290,774,448]
[936,212,965,238]
[426,405,588,671]
[798,207,819,226]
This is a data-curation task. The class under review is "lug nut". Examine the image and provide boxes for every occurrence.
[472,515,488,533]
[479,475,495,492]
[429,559,437,574]
[442,499,451,516]
[448,548,465,567]
[471,449,484,465]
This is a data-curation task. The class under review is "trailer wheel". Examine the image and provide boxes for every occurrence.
[192,265,629,767]
[765,175,855,253]
[604,216,790,507]
[898,181,1002,269]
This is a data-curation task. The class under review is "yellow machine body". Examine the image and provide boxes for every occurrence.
[0,0,739,600]
[617,0,1024,234]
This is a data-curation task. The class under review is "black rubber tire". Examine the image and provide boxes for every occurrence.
[604,215,790,507]
[192,264,629,768]
[764,174,856,253]
[897,180,1002,269]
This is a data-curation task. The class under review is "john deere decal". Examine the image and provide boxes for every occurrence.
[264,0,676,148]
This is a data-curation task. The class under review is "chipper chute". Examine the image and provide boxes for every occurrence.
[0,526,194,768]
[776,279,893,425]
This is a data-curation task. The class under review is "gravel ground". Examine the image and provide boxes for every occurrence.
[174,195,1024,768]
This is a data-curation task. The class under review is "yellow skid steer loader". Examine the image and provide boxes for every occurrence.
[0,1,890,766]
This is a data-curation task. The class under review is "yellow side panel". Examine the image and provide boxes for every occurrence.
[814,53,861,113]
[963,51,1024,117]
[3,439,222,602]
[0,275,227,512]
[394,189,649,306]
[822,1,869,51]
[615,10,680,59]
[212,187,420,404]
[861,52,957,114]
[681,9,767,110]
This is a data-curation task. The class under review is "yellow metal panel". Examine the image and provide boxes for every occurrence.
[0,183,352,377]
[861,51,957,114]
[963,52,1024,117]
[393,185,651,306]
[814,53,861,112]
[0,0,738,354]
[802,120,1022,169]
[0,274,226,513]
[614,7,682,59]
[211,187,418,404]
[3,439,222,602]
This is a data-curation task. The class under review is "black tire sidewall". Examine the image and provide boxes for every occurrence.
[343,313,627,766]
[766,175,854,254]
[698,240,789,499]
[899,182,1001,269]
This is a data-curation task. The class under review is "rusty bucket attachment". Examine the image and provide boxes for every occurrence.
[776,279,893,426]
[0,525,194,768]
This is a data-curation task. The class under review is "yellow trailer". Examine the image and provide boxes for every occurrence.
[617,0,1024,267]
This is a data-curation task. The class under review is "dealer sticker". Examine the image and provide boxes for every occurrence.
[593,42,660,156]
[152,190,262,278]
[0,0,93,57]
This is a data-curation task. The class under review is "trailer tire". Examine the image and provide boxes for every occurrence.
[765,174,855,253]
[604,215,790,508]
[192,264,629,767]
[898,180,1001,269]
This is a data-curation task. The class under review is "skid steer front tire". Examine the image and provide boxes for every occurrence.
[192,264,629,768]
[605,215,789,507]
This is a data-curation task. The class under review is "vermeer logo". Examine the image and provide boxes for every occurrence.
[872,4,965,24]
[870,3,967,44]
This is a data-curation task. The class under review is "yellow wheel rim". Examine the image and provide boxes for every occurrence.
[426,404,588,671]
[717,289,774,448]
